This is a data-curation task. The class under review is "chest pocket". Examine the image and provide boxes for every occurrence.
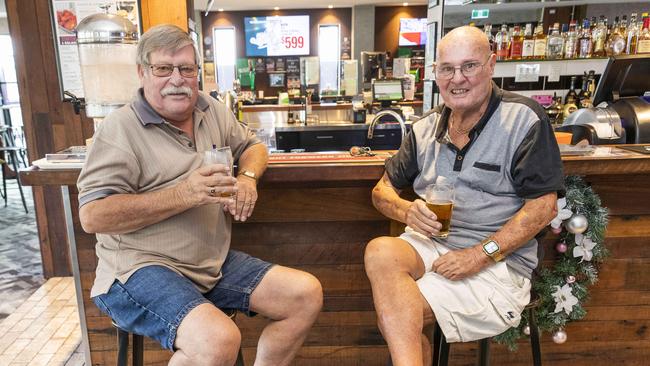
[467,161,507,195]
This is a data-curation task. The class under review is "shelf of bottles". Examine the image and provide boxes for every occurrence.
[484,11,650,64]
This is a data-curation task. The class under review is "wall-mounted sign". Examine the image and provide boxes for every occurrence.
[471,9,489,19]
[244,15,310,57]
[50,0,141,99]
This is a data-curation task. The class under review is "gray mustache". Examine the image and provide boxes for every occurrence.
[161,86,193,97]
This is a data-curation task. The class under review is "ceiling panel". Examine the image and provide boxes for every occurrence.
[194,0,427,12]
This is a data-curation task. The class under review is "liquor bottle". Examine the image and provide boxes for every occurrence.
[484,23,495,52]
[563,77,579,120]
[578,19,593,58]
[546,23,564,59]
[578,74,593,109]
[522,23,535,59]
[606,17,627,56]
[564,20,578,59]
[510,25,524,60]
[546,93,564,126]
[637,15,650,54]
[627,13,639,54]
[533,24,547,59]
[495,24,510,61]
[592,15,607,57]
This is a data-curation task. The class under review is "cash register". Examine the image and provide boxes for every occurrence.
[560,54,650,145]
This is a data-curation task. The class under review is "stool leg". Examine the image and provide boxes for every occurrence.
[433,323,441,366]
[133,334,144,366]
[477,338,490,366]
[10,154,27,213]
[116,328,129,366]
[438,328,450,366]
[235,346,245,366]
[529,308,542,366]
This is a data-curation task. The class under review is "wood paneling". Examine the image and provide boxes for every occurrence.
[140,0,189,32]
[375,5,428,58]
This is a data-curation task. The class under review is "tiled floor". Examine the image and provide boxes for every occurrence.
[1,180,84,365]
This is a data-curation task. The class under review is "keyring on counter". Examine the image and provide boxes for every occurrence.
[349,146,375,157]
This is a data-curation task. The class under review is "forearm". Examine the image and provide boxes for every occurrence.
[237,143,268,179]
[80,182,192,235]
[372,173,411,223]
[475,192,558,264]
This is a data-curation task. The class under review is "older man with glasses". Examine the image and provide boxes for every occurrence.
[364,26,564,365]
[78,24,322,366]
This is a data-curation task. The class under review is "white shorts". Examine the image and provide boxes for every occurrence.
[400,227,531,343]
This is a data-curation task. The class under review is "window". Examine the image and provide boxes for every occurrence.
[318,24,340,96]
[212,27,237,92]
[0,35,19,105]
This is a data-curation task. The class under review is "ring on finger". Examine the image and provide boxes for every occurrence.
[209,188,216,196]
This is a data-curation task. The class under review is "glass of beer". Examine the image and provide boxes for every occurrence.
[425,184,455,238]
[203,146,234,197]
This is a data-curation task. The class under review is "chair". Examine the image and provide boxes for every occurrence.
[432,233,546,366]
[113,309,245,366]
[0,143,28,213]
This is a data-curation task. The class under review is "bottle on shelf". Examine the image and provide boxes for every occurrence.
[484,23,495,52]
[626,13,639,54]
[563,76,579,120]
[578,19,593,58]
[564,20,579,59]
[637,15,650,54]
[606,16,627,56]
[522,23,535,60]
[546,23,564,59]
[495,24,510,61]
[592,15,607,57]
[510,25,524,60]
[533,24,547,59]
[578,74,593,109]
[546,93,564,126]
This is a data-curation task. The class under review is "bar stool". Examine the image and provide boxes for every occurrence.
[113,309,245,366]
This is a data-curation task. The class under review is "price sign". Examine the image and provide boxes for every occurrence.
[245,15,310,56]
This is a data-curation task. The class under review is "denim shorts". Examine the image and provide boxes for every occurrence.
[92,250,274,350]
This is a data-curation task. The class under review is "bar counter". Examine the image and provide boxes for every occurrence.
[19,147,650,365]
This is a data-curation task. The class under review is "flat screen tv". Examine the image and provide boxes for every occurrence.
[245,15,310,57]
[398,18,427,46]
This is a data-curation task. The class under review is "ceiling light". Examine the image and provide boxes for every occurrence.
[218,8,224,11]
[403,2,409,5]
[274,6,280,10]
[328,5,334,8]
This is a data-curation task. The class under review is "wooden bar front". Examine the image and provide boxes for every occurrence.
[20,150,650,365]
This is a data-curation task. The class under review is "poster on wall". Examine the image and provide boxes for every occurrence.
[244,15,310,56]
[425,21,437,67]
[50,0,141,99]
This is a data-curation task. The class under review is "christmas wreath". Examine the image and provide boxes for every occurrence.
[494,175,609,350]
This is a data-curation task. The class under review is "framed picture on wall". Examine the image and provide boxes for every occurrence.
[425,21,437,67]
[269,73,286,88]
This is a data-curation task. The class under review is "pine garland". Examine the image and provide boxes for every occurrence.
[494,175,609,350]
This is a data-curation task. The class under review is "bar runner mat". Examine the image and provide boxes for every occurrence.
[616,145,650,155]
[269,152,390,164]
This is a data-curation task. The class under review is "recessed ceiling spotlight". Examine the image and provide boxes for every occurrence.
[218,8,224,11]
[328,5,334,8]
[274,6,280,10]
[403,2,409,5]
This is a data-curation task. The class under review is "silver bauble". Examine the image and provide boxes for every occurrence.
[523,325,531,336]
[566,275,576,284]
[567,214,588,234]
[552,329,568,344]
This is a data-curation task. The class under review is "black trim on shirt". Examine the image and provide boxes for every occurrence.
[385,129,420,189]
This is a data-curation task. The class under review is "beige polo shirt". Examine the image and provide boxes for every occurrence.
[77,89,261,297]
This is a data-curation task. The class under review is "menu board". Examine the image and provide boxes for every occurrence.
[244,16,310,57]
[50,0,141,99]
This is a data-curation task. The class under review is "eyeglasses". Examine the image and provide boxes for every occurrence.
[146,64,200,78]
[434,58,491,80]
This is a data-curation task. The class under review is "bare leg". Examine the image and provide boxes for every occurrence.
[249,266,323,366]
[365,236,430,366]
[170,303,241,366]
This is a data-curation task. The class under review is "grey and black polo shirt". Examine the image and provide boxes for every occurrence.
[78,89,261,297]
[386,82,564,278]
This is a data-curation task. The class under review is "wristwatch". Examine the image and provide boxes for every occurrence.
[238,170,257,182]
[482,238,505,262]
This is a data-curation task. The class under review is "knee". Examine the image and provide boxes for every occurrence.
[364,236,397,278]
[289,272,323,317]
[183,321,241,366]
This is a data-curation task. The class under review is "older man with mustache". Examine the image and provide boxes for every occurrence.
[78,24,322,366]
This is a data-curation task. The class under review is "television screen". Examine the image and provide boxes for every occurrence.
[245,16,310,56]
[399,18,427,46]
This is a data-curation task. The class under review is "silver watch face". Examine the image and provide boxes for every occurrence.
[484,241,499,255]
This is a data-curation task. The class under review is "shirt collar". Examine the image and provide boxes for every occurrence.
[435,81,502,143]
[131,88,211,126]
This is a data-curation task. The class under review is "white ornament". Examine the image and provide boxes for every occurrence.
[552,284,579,315]
[573,233,597,262]
[566,275,576,284]
[552,329,568,344]
[523,325,531,336]
[567,214,588,234]
[550,197,573,229]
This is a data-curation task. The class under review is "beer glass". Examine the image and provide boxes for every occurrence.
[203,146,234,197]
[425,184,455,238]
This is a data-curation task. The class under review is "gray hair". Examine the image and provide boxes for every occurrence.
[136,24,200,65]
